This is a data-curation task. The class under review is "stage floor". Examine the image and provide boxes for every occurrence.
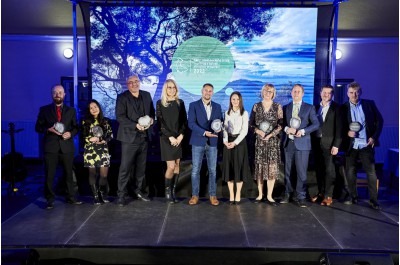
[1,196,398,264]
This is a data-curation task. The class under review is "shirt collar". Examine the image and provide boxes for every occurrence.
[320,100,332,108]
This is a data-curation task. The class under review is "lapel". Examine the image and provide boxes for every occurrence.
[198,99,208,121]
[50,104,58,122]
[298,102,306,119]
[287,103,293,120]
[127,91,140,113]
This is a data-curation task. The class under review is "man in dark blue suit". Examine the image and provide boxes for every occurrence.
[311,85,342,206]
[115,75,155,206]
[188,83,222,206]
[340,82,383,210]
[281,84,320,207]
[35,85,82,209]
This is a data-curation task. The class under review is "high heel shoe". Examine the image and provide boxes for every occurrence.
[234,199,241,205]
[229,200,236,205]
[266,198,279,207]
[253,196,263,204]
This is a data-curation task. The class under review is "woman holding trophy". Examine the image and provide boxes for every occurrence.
[82,100,113,204]
[250,84,283,206]
[156,79,187,203]
[222,92,251,205]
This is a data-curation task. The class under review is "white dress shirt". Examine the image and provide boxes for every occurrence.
[223,109,249,145]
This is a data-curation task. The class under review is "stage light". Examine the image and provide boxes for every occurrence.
[63,48,74,59]
[335,49,342,60]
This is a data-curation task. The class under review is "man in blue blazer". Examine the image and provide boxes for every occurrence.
[115,75,155,206]
[281,84,320,207]
[340,82,383,210]
[35,85,82,209]
[188,83,222,206]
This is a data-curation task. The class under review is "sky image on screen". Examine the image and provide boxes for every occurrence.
[90,6,317,119]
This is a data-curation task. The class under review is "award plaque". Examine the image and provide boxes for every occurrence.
[91,125,104,141]
[258,121,272,134]
[290,117,301,130]
[138,115,151,129]
[349,122,362,132]
[211,119,222,133]
[54,122,65,134]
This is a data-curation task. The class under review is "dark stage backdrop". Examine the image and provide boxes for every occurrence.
[86,5,319,118]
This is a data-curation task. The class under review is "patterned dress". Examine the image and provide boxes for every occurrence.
[249,102,283,180]
[82,118,113,168]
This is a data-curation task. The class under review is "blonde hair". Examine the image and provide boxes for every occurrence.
[261,83,276,100]
[161,79,180,107]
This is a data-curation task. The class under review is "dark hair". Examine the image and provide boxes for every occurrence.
[321,84,334,92]
[202,83,214,89]
[227,91,245,116]
[82,100,107,136]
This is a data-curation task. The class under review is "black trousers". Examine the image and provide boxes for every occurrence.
[313,138,337,197]
[44,151,75,202]
[345,146,378,201]
[117,137,148,199]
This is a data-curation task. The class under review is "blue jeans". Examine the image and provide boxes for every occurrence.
[191,145,218,197]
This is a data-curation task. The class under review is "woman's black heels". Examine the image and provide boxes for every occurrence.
[266,198,279,206]
[253,196,264,204]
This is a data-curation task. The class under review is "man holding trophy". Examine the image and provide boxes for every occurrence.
[281,84,320,207]
[115,74,155,206]
[188,83,222,206]
[35,85,81,209]
[340,82,383,210]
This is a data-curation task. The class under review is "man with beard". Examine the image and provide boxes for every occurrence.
[35,85,82,209]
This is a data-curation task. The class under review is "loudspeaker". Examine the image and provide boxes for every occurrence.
[1,249,39,265]
[320,253,394,265]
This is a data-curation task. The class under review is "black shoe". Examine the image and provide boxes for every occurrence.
[67,199,83,205]
[46,201,54,210]
[266,199,279,207]
[344,196,357,205]
[369,200,381,210]
[117,197,126,207]
[297,199,307,208]
[235,200,241,205]
[229,200,236,205]
[280,194,290,204]
[253,197,263,204]
[136,192,150,202]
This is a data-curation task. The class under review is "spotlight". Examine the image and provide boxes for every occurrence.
[63,48,74,59]
[335,49,342,60]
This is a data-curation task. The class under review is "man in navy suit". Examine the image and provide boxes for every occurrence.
[281,84,320,207]
[115,74,155,206]
[311,85,342,206]
[188,83,222,206]
[340,82,383,210]
[35,85,82,209]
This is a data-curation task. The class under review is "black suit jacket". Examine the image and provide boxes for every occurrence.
[340,99,383,151]
[35,103,78,154]
[312,101,342,149]
[115,90,155,143]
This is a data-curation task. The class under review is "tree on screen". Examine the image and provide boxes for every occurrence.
[90,6,275,118]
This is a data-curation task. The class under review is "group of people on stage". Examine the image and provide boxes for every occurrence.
[35,75,383,211]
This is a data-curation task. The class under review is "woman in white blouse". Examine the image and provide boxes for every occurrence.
[222,92,251,204]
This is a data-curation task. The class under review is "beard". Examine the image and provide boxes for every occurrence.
[53,97,63,105]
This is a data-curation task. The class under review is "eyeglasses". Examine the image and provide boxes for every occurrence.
[127,81,140,85]
[263,90,274,94]
[167,86,176,89]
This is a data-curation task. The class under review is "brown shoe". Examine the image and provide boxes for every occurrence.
[210,196,219,206]
[189,196,199,205]
[321,197,333,206]
[311,193,324,203]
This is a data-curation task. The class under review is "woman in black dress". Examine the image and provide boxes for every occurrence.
[156,79,187,203]
[82,100,113,204]
[222,92,251,204]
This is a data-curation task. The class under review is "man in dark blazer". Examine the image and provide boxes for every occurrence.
[187,83,222,206]
[35,84,81,209]
[281,84,320,207]
[115,74,155,206]
[311,85,342,206]
[340,82,383,210]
